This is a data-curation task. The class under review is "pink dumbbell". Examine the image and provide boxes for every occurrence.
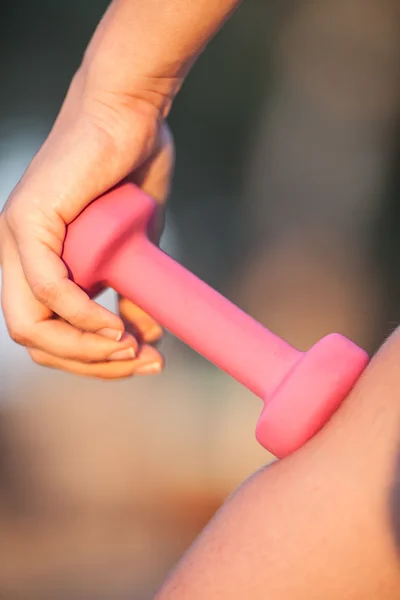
[62,183,369,458]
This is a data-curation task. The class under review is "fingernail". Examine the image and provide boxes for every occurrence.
[146,325,164,342]
[108,347,136,361]
[98,328,123,341]
[136,362,163,375]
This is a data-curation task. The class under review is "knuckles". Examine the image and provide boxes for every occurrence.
[27,347,51,367]
[30,279,60,306]
[7,322,33,347]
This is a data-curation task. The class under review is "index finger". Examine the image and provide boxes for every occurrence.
[20,238,123,339]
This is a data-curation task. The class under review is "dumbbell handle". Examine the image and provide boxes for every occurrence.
[109,235,300,399]
[63,183,369,457]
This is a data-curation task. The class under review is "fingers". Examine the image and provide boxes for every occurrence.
[27,344,164,380]
[119,297,164,344]
[25,321,138,364]
[15,230,125,338]
[1,116,174,379]
[1,241,164,378]
[2,109,165,338]
[1,243,137,363]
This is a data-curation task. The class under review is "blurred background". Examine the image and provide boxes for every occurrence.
[1,0,400,598]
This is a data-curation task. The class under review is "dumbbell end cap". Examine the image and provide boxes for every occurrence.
[62,183,156,296]
[255,333,369,458]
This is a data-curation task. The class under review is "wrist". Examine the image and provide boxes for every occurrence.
[80,56,181,120]
[78,0,243,118]
[60,66,163,146]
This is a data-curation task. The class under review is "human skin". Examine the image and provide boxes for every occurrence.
[154,330,400,599]
[1,4,400,596]
[0,0,242,378]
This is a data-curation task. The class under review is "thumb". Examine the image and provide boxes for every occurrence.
[4,109,158,333]
[20,105,160,224]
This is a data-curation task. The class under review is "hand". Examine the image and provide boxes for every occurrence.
[0,0,243,380]
[0,67,174,379]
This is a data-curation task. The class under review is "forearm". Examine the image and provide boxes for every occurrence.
[81,0,243,114]
[154,332,400,599]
